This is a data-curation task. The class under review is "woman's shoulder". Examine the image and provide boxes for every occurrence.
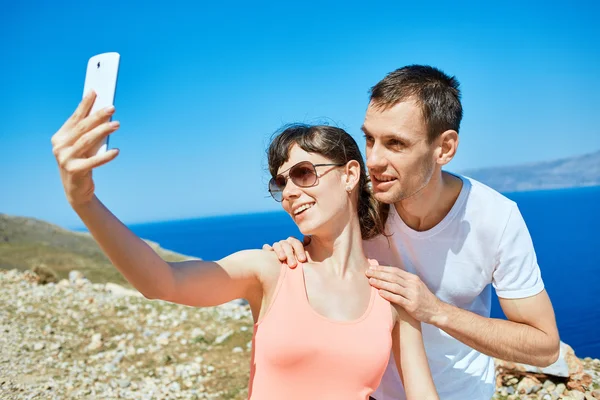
[222,249,282,274]
[226,249,281,281]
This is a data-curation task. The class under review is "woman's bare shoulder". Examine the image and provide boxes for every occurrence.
[220,249,281,279]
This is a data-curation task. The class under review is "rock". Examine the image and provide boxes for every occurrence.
[554,383,567,397]
[111,352,124,365]
[86,333,103,351]
[116,379,130,388]
[517,376,542,394]
[569,374,593,392]
[568,390,586,400]
[506,377,519,386]
[214,330,233,345]
[543,380,555,389]
[31,265,58,285]
[68,270,84,283]
[56,279,70,288]
[157,332,170,346]
[103,363,118,373]
[191,328,205,338]
[104,282,142,298]
[493,343,600,400]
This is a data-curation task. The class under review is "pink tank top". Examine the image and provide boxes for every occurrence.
[248,260,394,400]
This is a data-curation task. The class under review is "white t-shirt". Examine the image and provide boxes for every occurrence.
[367,174,545,400]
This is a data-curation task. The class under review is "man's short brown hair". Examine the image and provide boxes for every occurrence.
[369,65,463,142]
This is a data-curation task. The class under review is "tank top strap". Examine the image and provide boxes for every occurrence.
[255,262,306,327]
[278,262,309,297]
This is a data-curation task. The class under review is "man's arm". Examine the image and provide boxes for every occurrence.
[367,266,560,367]
[431,290,560,366]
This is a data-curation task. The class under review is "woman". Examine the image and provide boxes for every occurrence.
[51,91,438,400]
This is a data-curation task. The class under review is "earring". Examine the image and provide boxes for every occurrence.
[346,186,352,192]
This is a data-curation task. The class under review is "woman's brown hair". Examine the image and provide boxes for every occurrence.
[268,124,389,240]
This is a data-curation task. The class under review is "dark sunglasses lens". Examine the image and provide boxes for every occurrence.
[290,163,317,187]
[269,177,284,201]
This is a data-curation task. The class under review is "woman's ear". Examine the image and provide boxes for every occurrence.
[343,160,361,192]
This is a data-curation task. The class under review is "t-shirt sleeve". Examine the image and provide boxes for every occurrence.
[492,203,545,299]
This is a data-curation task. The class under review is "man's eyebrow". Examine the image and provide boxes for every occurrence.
[360,125,408,141]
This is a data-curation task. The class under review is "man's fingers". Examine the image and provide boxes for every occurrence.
[378,290,409,307]
[272,243,286,261]
[280,241,298,268]
[369,265,414,279]
[288,237,307,262]
[262,244,273,251]
[365,269,408,287]
[368,277,407,294]
[65,148,119,174]
[70,121,119,157]
[270,238,305,269]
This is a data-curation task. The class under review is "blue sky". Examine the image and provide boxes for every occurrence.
[1,1,599,229]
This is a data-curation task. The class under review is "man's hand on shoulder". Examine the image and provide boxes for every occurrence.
[366,265,444,324]
[262,236,311,268]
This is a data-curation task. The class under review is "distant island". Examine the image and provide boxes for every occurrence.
[458,149,600,193]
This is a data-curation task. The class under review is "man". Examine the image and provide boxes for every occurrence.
[265,65,560,400]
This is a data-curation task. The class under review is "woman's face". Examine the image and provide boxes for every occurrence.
[276,145,350,238]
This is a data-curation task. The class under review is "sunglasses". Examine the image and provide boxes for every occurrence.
[269,161,345,202]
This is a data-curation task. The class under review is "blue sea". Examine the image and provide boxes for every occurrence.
[129,186,600,359]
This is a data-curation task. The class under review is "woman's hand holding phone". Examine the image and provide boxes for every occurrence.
[51,91,120,207]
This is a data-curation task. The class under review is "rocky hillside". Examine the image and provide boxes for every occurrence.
[0,269,253,400]
[460,149,600,192]
[0,213,189,286]
[1,269,599,400]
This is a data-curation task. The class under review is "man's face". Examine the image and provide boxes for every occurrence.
[362,99,437,205]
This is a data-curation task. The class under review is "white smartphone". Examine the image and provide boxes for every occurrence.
[82,52,120,155]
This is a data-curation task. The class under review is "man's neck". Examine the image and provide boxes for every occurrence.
[394,170,463,232]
